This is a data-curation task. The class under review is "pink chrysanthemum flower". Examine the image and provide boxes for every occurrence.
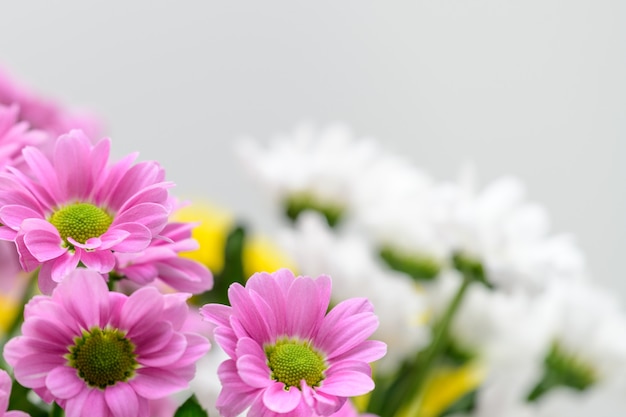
[0,129,174,293]
[200,269,387,417]
[114,221,214,294]
[3,268,210,417]
[0,370,30,417]
[0,103,47,170]
[0,67,101,138]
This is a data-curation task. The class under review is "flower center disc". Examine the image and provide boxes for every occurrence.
[68,327,137,389]
[266,340,326,388]
[49,203,113,245]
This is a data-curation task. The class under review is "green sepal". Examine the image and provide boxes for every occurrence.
[174,395,208,417]
[192,223,247,306]
[379,246,440,281]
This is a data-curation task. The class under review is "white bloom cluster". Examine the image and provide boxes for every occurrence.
[235,124,626,416]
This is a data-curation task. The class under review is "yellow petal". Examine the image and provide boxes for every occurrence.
[172,199,234,274]
[242,235,298,279]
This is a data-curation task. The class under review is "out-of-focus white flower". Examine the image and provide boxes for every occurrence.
[351,152,451,270]
[468,279,626,417]
[236,123,382,226]
[188,344,231,416]
[278,212,431,373]
[440,169,587,292]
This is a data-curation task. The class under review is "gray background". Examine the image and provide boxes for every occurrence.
[1,2,624,298]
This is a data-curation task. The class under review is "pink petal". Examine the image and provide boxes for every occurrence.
[117,183,172,214]
[317,299,379,358]
[235,337,266,359]
[237,354,272,389]
[214,327,238,359]
[0,370,11,412]
[331,340,388,364]
[228,284,271,343]
[54,269,109,330]
[89,138,111,183]
[0,225,17,240]
[138,332,186,367]
[0,204,42,229]
[262,383,302,413]
[107,223,152,252]
[129,368,189,399]
[46,366,84,399]
[79,249,115,273]
[48,252,81,284]
[98,228,131,250]
[285,276,329,339]
[131,321,174,356]
[19,316,75,347]
[65,387,108,417]
[114,203,169,235]
[215,360,260,417]
[105,383,140,417]
[200,303,232,328]
[104,162,163,210]
[318,361,374,397]
[11,352,65,389]
[16,233,46,272]
[21,146,61,201]
[37,264,60,294]
[120,287,164,335]
[53,132,94,200]
[93,153,138,209]
[23,226,66,262]
[174,333,211,367]
[157,257,214,293]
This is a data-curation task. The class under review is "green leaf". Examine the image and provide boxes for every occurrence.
[174,395,208,417]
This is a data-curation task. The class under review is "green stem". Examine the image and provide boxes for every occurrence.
[50,401,64,417]
[381,273,472,417]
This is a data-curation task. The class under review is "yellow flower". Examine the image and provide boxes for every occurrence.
[172,199,234,275]
[242,235,298,279]
[0,294,20,335]
[399,361,485,417]
[173,198,297,279]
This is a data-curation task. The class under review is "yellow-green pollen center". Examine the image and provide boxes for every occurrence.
[67,327,138,389]
[49,203,113,246]
[265,339,326,389]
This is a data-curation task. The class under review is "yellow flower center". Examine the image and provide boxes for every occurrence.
[67,327,137,389]
[265,339,326,389]
[49,203,113,246]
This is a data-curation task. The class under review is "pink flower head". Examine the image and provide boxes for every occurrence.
[0,103,47,170]
[114,221,214,294]
[0,67,101,138]
[0,129,175,293]
[0,370,30,417]
[3,268,210,417]
[200,269,387,417]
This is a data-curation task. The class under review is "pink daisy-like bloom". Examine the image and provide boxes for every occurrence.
[0,67,101,139]
[0,103,47,170]
[114,221,213,294]
[3,268,210,417]
[0,129,174,293]
[200,269,387,417]
[0,370,30,417]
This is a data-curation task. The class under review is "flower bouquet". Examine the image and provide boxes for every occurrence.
[0,68,625,417]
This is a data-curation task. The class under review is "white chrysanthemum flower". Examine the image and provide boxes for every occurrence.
[467,279,626,417]
[278,212,431,373]
[441,169,587,292]
[188,342,231,416]
[350,153,452,277]
[236,123,382,226]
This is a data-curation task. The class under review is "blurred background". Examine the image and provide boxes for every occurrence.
[0,1,624,298]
